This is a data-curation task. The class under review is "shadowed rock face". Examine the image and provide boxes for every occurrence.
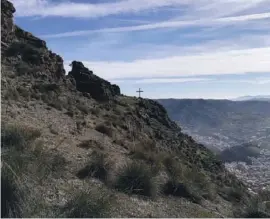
[1,0,15,44]
[68,61,121,101]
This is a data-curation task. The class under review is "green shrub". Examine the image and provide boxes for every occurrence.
[90,107,100,115]
[1,124,67,217]
[48,101,63,111]
[15,62,42,76]
[62,189,112,218]
[3,87,19,100]
[77,140,92,149]
[163,180,201,203]
[17,86,30,99]
[1,124,41,217]
[15,62,32,76]
[1,124,41,151]
[115,162,157,197]
[129,145,157,164]
[40,91,66,111]
[76,152,109,181]
[1,125,69,218]
[244,211,270,218]
[76,103,89,114]
[163,156,184,178]
[95,123,113,137]
[221,187,245,203]
[163,156,213,202]
[65,109,74,118]
[33,83,60,93]
[1,167,23,218]
[6,42,42,64]
[77,140,104,150]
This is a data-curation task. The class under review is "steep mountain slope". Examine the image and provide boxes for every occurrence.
[1,1,268,217]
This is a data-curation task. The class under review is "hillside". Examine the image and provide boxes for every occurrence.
[1,0,269,217]
[157,98,270,191]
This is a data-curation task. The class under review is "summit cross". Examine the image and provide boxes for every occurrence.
[136,88,143,98]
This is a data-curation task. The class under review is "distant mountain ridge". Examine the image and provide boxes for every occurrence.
[233,95,270,101]
[157,98,270,150]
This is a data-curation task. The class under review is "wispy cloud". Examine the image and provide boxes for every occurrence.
[65,47,270,80]
[112,77,213,84]
[11,0,270,19]
[110,76,270,87]
[41,12,270,38]
[11,0,188,18]
[219,77,270,85]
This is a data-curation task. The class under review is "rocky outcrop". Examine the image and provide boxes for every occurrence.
[1,0,65,80]
[137,99,180,130]
[1,0,15,44]
[68,61,121,101]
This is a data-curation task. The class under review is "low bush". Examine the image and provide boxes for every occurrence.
[40,91,66,111]
[77,140,93,149]
[1,124,68,217]
[114,162,158,197]
[1,124,41,151]
[6,42,42,64]
[90,107,100,116]
[3,87,19,101]
[244,211,270,218]
[33,83,60,93]
[77,152,109,181]
[62,189,112,218]
[163,156,213,202]
[1,167,23,218]
[221,187,245,203]
[163,180,201,203]
[129,144,157,164]
[95,123,113,137]
[76,103,89,114]
[15,62,33,76]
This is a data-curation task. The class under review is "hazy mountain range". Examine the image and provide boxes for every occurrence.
[233,95,270,101]
[158,98,270,190]
[158,98,270,151]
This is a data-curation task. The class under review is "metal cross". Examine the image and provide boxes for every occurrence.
[136,88,143,98]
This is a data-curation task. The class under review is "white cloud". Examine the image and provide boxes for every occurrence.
[11,0,188,18]
[41,12,270,38]
[65,47,270,80]
[111,77,270,85]
[222,77,270,84]
[11,0,270,19]
[111,77,213,84]
[256,79,270,84]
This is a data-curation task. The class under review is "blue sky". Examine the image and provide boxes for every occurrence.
[11,0,270,99]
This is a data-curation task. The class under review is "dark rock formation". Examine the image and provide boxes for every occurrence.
[68,61,120,101]
[1,0,15,44]
[1,0,65,80]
